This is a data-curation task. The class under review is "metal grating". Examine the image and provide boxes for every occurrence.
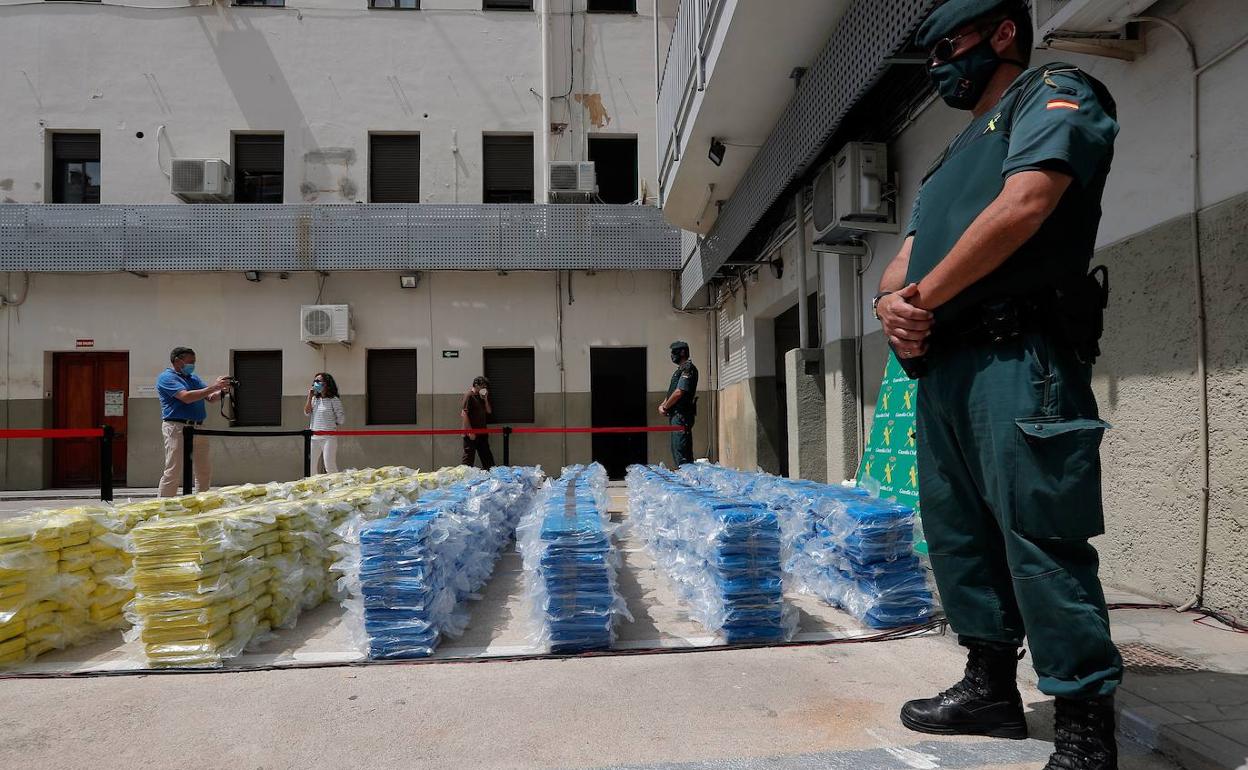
[680,0,938,306]
[0,203,681,272]
[1119,643,1206,674]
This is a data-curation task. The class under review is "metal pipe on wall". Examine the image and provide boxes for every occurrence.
[795,189,810,349]
[540,0,551,203]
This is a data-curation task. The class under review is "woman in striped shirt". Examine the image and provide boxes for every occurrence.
[304,372,345,474]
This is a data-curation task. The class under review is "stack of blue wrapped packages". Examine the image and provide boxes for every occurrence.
[627,465,796,644]
[680,463,934,629]
[516,463,629,653]
[337,467,541,659]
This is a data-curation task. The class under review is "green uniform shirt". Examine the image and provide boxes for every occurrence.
[905,64,1119,321]
[667,361,699,419]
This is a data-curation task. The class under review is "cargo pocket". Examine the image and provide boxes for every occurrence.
[1012,417,1110,540]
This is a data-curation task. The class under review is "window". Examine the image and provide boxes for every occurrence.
[233,134,284,203]
[234,0,285,6]
[51,133,101,204]
[483,0,531,9]
[587,0,634,12]
[369,134,421,202]
[367,349,418,424]
[483,348,536,423]
[482,135,535,203]
[232,351,283,427]
[370,0,418,7]
[588,135,638,204]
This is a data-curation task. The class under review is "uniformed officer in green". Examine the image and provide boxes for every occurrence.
[659,341,698,467]
[873,2,1122,768]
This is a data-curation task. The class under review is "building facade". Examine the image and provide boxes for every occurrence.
[0,0,718,487]
[659,0,1248,619]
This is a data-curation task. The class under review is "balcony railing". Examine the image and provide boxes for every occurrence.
[0,203,681,272]
[656,0,726,198]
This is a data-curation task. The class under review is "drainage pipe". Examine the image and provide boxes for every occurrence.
[795,188,810,349]
[539,0,551,203]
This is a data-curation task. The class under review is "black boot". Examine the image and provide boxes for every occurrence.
[1044,695,1118,769]
[900,640,1028,739]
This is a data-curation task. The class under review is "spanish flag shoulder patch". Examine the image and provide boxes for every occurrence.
[1047,99,1080,111]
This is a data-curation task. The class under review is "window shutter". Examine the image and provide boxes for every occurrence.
[232,351,283,427]
[234,135,285,174]
[370,135,421,203]
[368,349,418,425]
[483,348,535,423]
[53,134,100,162]
[484,0,532,9]
[483,135,534,200]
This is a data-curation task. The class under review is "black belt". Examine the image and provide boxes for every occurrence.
[931,295,1051,348]
[163,419,203,426]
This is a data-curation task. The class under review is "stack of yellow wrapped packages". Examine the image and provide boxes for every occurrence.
[124,466,475,668]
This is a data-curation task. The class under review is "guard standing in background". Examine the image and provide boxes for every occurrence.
[658,341,698,467]
[873,2,1121,768]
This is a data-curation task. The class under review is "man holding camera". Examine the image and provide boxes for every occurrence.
[156,346,232,497]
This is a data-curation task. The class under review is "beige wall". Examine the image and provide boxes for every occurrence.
[0,269,712,488]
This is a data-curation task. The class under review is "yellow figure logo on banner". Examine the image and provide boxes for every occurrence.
[903,389,914,411]
[882,424,893,447]
[909,465,919,488]
[907,428,917,448]
[864,458,874,476]
[884,460,895,484]
[882,391,891,412]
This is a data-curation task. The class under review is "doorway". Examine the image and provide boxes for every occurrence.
[590,347,647,479]
[772,294,820,478]
[52,352,128,488]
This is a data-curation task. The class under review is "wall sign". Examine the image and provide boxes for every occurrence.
[103,389,125,417]
[76,339,94,348]
[442,350,460,359]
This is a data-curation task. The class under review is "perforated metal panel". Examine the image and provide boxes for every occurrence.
[0,203,681,272]
[680,0,937,306]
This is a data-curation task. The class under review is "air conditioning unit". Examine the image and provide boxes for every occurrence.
[549,161,596,197]
[812,142,898,248]
[1038,0,1153,40]
[171,159,233,202]
[300,305,352,345]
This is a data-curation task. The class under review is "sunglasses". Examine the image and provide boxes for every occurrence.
[927,17,1007,64]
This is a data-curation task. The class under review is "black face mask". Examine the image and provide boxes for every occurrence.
[671,350,687,364]
[929,37,1004,110]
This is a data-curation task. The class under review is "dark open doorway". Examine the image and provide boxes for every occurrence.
[590,347,647,479]
[772,294,820,478]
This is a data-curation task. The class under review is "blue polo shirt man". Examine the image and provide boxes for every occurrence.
[157,346,229,497]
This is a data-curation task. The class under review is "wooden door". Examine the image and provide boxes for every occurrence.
[52,352,128,487]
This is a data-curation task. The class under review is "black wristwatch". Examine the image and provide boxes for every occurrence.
[872,291,893,321]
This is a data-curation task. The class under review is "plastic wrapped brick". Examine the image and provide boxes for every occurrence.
[517,464,629,653]
[629,465,796,643]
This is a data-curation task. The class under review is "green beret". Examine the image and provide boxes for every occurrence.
[670,340,689,351]
[917,0,1019,48]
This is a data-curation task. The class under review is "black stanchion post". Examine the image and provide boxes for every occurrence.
[503,426,512,466]
[303,430,313,478]
[182,425,195,495]
[99,425,114,502]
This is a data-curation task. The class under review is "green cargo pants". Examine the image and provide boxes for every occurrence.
[670,413,694,468]
[917,332,1122,699]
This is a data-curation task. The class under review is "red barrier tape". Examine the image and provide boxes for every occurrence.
[314,426,682,437]
[0,428,105,439]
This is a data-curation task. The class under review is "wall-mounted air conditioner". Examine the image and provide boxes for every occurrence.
[1034,0,1155,36]
[171,159,232,203]
[812,142,897,249]
[549,161,596,197]
[300,305,352,346]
